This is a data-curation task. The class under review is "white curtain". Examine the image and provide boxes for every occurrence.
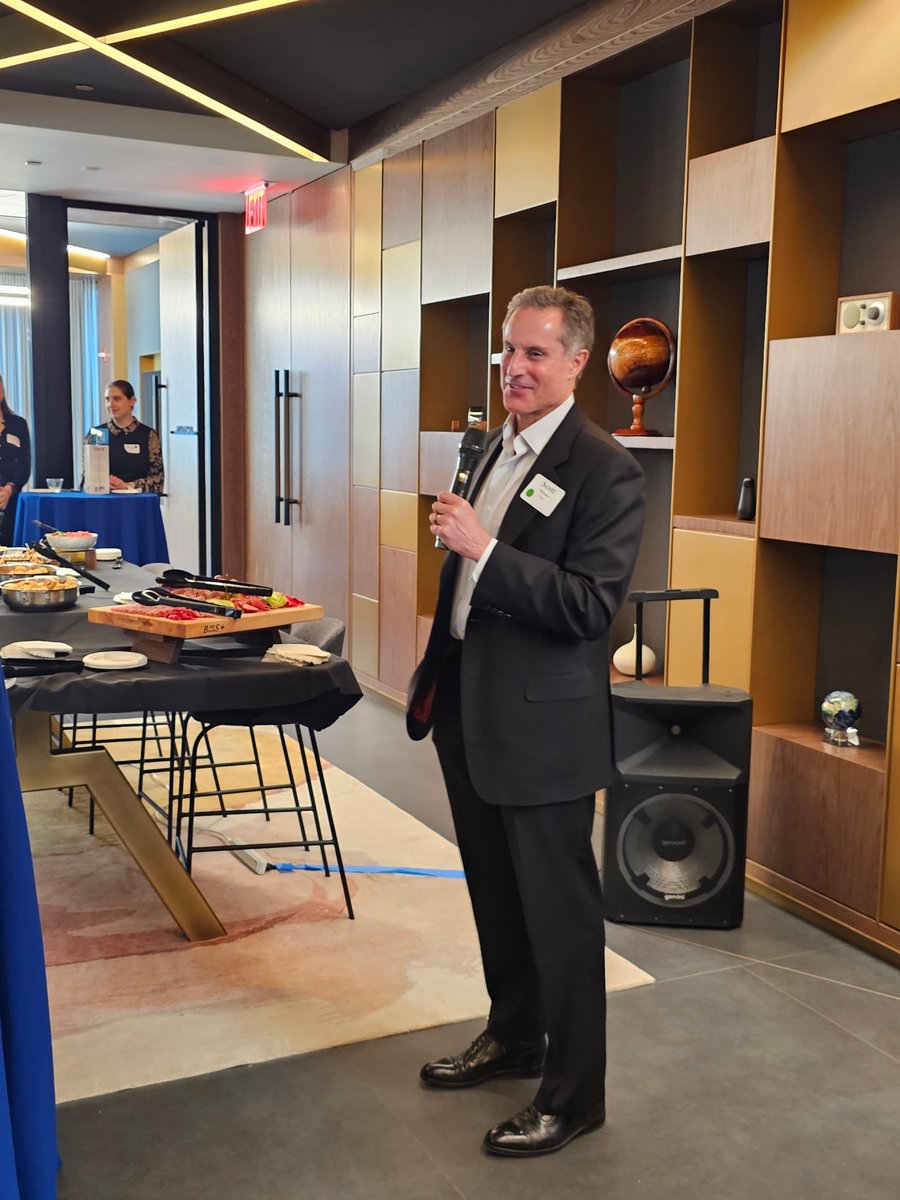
[0,269,33,431]
[0,270,101,485]
[69,275,101,479]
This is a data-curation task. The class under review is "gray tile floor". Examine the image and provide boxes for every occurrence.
[56,690,900,1199]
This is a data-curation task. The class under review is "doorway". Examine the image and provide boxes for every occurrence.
[66,203,218,574]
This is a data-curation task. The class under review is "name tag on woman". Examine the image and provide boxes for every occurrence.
[5,434,20,448]
[124,443,141,454]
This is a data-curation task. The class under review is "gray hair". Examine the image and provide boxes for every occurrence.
[503,285,595,357]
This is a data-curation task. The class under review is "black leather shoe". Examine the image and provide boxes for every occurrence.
[483,1102,606,1157]
[419,1031,546,1089]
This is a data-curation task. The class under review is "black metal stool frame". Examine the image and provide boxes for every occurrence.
[176,720,354,919]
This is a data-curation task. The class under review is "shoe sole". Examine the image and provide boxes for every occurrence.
[420,1063,546,1089]
[482,1115,606,1157]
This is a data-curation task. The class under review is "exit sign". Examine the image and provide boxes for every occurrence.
[244,183,268,234]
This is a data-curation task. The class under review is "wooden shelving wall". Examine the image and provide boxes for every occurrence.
[337,0,900,958]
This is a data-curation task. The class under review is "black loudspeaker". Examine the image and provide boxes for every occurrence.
[603,590,752,929]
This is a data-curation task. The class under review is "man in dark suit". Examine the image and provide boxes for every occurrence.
[407,285,645,1158]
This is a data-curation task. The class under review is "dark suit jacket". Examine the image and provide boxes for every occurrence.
[407,404,645,807]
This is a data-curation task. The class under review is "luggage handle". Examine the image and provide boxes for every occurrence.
[626,588,719,685]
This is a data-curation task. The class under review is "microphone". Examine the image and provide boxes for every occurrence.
[435,425,488,549]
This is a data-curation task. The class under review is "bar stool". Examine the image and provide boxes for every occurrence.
[175,709,354,918]
[174,618,353,915]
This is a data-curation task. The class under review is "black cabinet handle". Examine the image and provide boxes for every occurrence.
[282,371,301,526]
[273,368,283,524]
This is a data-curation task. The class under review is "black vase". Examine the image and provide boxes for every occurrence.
[737,477,756,521]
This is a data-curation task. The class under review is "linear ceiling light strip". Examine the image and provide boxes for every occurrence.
[0,1,307,69]
[1,1,325,161]
[0,42,82,69]
[106,0,309,42]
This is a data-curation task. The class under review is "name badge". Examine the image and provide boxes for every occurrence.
[5,434,20,448]
[124,443,141,454]
[521,473,565,516]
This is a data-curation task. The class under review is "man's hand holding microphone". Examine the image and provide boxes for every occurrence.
[430,426,491,561]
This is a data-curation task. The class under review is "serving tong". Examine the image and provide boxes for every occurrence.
[3,658,85,677]
[34,538,109,591]
[130,588,243,619]
[155,569,273,597]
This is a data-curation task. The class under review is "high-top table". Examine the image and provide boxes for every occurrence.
[4,562,362,941]
[12,491,169,567]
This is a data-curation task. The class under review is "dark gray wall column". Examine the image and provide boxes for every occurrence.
[26,193,74,486]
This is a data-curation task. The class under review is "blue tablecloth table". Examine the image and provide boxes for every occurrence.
[12,492,169,567]
[0,668,57,1199]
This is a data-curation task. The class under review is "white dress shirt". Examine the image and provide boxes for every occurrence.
[450,396,575,640]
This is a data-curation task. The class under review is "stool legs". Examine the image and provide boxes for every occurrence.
[178,721,354,918]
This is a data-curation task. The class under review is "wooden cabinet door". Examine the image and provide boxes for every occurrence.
[159,223,200,572]
[244,194,292,587]
[289,169,352,624]
[421,114,494,304]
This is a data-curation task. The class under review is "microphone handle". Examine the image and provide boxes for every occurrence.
[435,453,481,550]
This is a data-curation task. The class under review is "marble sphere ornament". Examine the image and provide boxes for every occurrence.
[608,317,676,437]
[820,689,862,747]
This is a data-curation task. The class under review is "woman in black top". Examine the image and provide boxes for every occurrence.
[102,379,164,493]
[0,373,32,545]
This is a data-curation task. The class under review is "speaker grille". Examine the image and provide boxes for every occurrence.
[616,791,736,908]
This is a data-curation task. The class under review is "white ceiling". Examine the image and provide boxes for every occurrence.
[0,88,338,216]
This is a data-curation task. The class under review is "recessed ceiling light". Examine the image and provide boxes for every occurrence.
[25,160,42,166]
[81,166,100,171]
[75,83,94,91]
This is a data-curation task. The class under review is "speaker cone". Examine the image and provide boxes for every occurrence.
[616,791,735,908]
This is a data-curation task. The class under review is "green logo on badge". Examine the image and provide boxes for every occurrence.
[525,488,534,497]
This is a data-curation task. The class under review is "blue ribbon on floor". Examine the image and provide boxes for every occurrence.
[270,863,465,878]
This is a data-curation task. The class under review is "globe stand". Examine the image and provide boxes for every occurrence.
[615,392,660,437]
[824,727,860,748]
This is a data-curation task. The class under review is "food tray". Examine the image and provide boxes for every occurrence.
[88,603,324,639]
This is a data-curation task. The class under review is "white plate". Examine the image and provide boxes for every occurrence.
[113,488,141,494]
[95,548,123,561]
[83,651,148,671]
[1,640,73,659]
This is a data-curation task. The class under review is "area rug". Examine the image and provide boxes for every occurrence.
[24,724,654,1103]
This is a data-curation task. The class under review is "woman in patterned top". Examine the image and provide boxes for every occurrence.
[101,379,164,494]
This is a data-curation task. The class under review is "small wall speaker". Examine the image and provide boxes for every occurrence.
[836,292,900,333]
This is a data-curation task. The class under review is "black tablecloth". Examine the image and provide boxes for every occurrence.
[3,563,362,729]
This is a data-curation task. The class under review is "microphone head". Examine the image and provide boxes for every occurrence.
[459,426,487,456]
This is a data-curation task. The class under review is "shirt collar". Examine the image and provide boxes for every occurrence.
[108,417,139,434]
[501,395,575,458]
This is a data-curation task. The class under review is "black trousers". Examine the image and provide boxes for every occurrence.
[432,647,606,1114]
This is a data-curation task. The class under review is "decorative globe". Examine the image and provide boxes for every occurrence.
[820,690,861,732]
[608,318,675,396]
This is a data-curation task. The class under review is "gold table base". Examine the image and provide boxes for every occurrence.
[15,711,226,941]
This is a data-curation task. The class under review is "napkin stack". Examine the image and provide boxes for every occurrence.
[2,641,58,660]
[262,643,330,667]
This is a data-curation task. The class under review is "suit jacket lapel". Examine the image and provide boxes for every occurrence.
[469,429,503,503]
[497,405,585,546]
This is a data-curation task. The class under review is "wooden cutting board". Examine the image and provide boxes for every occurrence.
[88,602,324,639]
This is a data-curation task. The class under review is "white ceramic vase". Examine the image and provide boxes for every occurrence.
[612,625,657,676]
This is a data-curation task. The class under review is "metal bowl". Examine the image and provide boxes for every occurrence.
[1,581,79,612]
